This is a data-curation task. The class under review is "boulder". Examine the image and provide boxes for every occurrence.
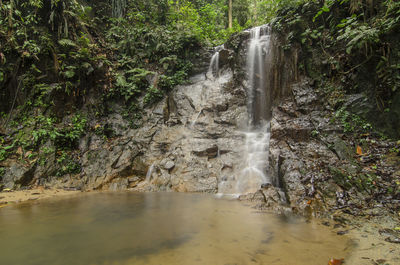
[2,163,35,189]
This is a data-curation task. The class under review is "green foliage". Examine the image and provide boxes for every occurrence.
[313,0,335,22]
[61,114,87,143]
[273,0,400,134]
[255,0,309,24]
[333,108,372,133]
[331,166,378,193]
[376,56,400,93]
[56,151,81,176]
[336,16,379,54]
[144,86,164,106]
[168,0,242,45]
[16,113,87,149]
[0,140,14,162]
[300,28,322,43]
[31,116,60,146]
[111,68,154,101]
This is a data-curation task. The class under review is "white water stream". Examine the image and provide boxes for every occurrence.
[207,45,223,79]
[241,26,273,191]
[218,26,274,195]
[145,163,155,183]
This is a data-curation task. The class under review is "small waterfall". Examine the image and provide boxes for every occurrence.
[191,109,202,128]
[208,45,224,78]
[190,45,225,128]
[145,163,155,183]
[209,52,220,77]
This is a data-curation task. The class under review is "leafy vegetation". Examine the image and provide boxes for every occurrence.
[0,0,255,178]
[268,0,400,137]
[332,107,372,133]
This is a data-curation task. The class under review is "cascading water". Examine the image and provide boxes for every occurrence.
[207,45,224,79]
[209,52,220,77]
[239,26,273,194]
[191,46,226,128]
[191,109,202,128]
[247,26,273,125]
[145,163,155,183]
[218,26,274,196]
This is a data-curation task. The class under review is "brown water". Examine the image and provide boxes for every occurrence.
[0,192,352,265]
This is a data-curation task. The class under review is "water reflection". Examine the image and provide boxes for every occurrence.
[0,192,351,265]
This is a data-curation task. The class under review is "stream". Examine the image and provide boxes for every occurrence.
[0,192,352,265]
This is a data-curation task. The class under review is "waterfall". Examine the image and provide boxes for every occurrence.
[191,109,202,128]
[207,45,224,78]
[209,52,220,78]
[238,26,273,194]
[145,163,155,183]
[191,45,226,128]
[247,26,272,125]
[218,26,274,196]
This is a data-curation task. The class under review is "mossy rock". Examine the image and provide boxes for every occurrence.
[329,166,352,190]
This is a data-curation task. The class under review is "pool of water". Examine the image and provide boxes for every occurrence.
[0,192,352,265]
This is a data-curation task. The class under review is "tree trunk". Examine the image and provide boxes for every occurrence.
[228,0,232,28]
[253,0,257,24]
[8,0,13,36]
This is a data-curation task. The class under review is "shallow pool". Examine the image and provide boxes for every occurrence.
[0,192,352,265]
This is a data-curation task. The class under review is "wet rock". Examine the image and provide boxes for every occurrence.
[131,157,148,177]
[332,137,353,160]
[270,108,313,142]
[2,164,35,189]
[322,221,330,226]
[63,186,81,191]
[336,230,349,235]
[128,177,140,183]
[385,237,400,244]
[218,49,231,68]
[261,185,285,205]
[105,113,129,137]
[192,144,219,159]
[109,178,129,191]
[215,102,229,112]
[239,191,265,202]
[79,135,91,153]
[344,94,372,117]
[162,159,175,171]
[291,79,318,113]
[379,229,400,244]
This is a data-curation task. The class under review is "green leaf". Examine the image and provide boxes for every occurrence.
[64,70,75,78]
[58,39,77,47]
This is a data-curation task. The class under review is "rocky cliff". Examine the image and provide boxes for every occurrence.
[1,25,399,220]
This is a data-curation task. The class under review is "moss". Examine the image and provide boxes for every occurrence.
[329,166,352,190]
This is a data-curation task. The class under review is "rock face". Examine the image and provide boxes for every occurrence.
[0,27,371,217]
[0,27,303,202]
[268,78,343,214]
[11,65,248,193]
[134,70,248,193]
